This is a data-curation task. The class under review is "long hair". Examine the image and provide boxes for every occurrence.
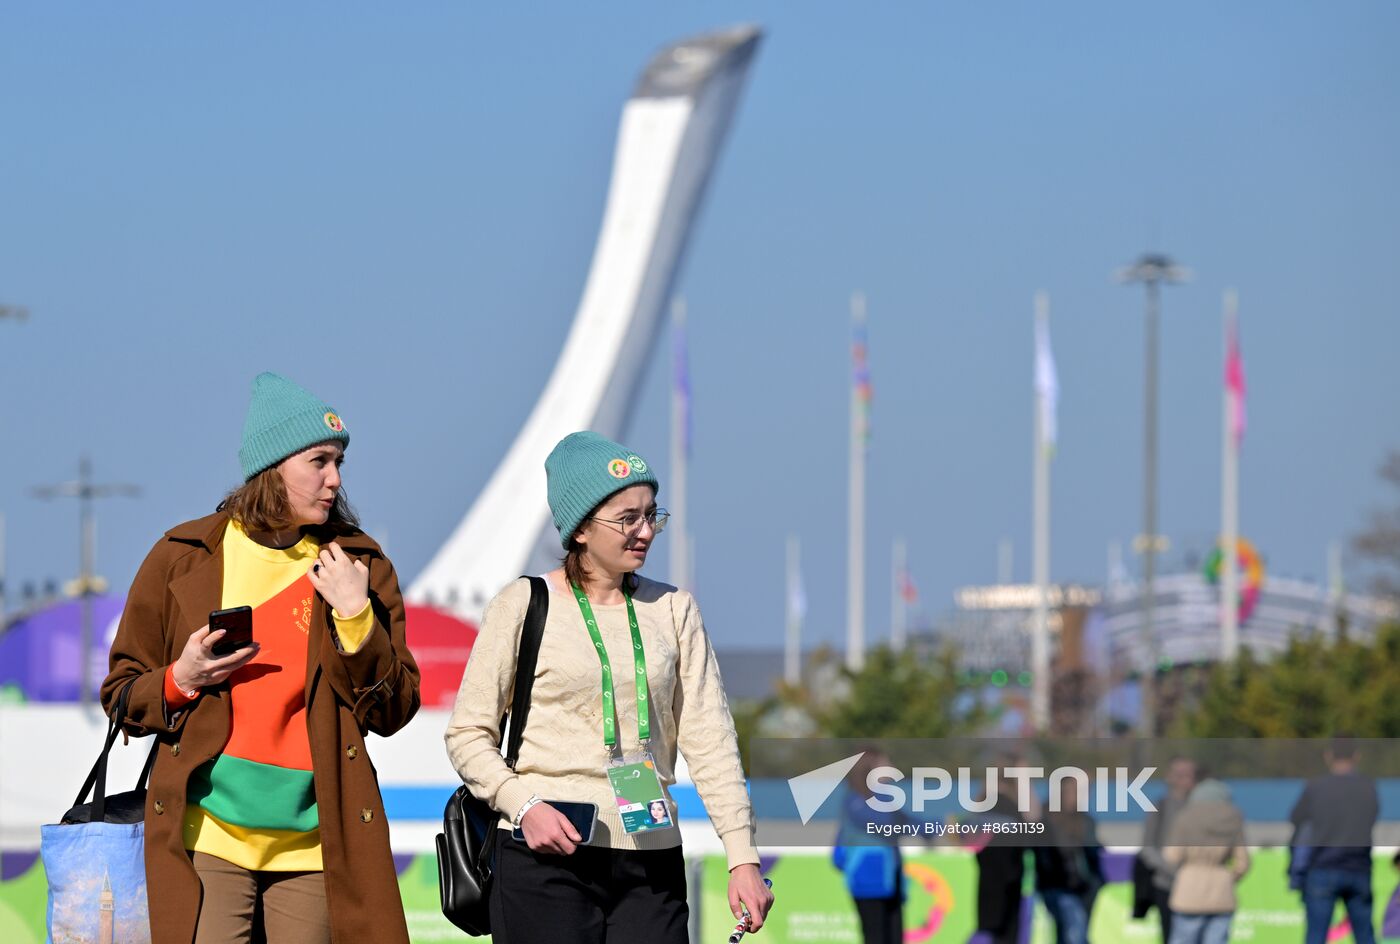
[217,466,360,535]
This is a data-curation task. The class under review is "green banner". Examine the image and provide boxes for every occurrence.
[700,850,1400,943]
[4,848,1398,942]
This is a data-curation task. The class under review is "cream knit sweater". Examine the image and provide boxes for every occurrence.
[445,576,760,869]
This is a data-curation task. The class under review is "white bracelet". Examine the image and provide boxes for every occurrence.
[513,795,543,828]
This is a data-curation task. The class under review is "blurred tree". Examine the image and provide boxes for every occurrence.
[816,644,991,740]
[1178,623,1400,737]
[729,695,778,778]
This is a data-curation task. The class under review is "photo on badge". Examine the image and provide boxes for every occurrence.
[646,798,673,827]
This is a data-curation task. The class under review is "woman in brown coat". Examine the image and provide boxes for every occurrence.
[102,372,420,944]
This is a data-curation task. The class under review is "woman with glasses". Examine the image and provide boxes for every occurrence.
[446,431,774,943]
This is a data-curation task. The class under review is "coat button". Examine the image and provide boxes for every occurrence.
[154,801,166,815]
[170,743,181,757]
[346,746,358,759]
[360,808,374,823]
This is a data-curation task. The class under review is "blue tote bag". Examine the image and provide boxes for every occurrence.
[40,679,156,944]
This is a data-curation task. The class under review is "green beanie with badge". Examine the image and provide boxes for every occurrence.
[545,431,660,548]
[239,372,350,480]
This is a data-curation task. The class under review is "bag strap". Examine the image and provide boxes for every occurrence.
[501,575,548,770]
[137,735,159,789]
[74,676,139,820]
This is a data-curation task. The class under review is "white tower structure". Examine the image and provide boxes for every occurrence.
[408,26,762,618]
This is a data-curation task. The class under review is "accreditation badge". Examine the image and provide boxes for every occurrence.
[606,756,673,835]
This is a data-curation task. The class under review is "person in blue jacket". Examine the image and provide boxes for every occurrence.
[832,750,911,944]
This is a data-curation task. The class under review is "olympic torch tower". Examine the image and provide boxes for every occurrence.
[409,27,762,619]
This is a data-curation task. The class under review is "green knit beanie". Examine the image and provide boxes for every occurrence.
[545,431,660,548]
[239,372,350,480]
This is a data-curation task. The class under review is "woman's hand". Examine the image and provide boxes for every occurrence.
[171,625,260,691]
[519,803,583,855]
[309,542,369,616]
[728,863,774,933]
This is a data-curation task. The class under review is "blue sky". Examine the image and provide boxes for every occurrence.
[1,4,1396,650]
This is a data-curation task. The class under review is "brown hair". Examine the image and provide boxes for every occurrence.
[562,538,640,595]
[216,466,360,534]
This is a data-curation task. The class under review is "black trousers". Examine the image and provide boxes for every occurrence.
[489,835,689,944]
[855,896,903,944]
[1152,884,1173,942]
[978,883,1023,944]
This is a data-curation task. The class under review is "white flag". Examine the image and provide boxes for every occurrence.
[788,558,807,624]
[1034,311,1058,454]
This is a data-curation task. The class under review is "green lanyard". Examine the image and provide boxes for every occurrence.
[570,582,650,749]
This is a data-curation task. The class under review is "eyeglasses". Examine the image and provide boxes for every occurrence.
[588,508,670,538]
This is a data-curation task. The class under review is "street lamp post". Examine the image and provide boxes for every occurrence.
[1115,253,1189,736]
[1,304,26,625]
[33,458,140,706]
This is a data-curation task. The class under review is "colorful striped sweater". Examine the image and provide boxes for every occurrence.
[166,521,373,871]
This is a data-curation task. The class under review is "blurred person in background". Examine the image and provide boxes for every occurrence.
[974,767,1032,944]
[1291,735,1379,944]
[102,372,420,944]
[832,749,910,944]
[1137,756,1200,940]
[1163,779,1250,944]
[1034,778,1104,944]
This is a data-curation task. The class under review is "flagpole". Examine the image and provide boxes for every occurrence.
[1221,289,1240,661]
[1032,290,1052,733]
[1328,541,1344,636]
[670,297,690,590]
[892,537,907,652]
[786,535,802,686]
[847,291,867,672]
[0,512,6,624]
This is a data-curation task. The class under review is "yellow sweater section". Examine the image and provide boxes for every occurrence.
[181,522,374,871]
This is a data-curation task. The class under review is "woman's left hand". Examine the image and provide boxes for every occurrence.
[727,863,774,933]
[308,542,370,616]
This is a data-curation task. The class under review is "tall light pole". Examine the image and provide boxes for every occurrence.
[1115,253,1189,735]
[1,304,26,625]
[33,458,140,706]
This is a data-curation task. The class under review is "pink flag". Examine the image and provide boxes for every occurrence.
[1225,320,1246,446]
[899,568,919,606]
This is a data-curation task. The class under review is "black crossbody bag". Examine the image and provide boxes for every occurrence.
[437,575,548,936]
[63,677,159,825]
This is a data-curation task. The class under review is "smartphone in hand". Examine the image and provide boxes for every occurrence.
[512,800,597,844]
[209,606,254,657]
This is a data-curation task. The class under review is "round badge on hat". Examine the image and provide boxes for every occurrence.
[608,458,632,479]
[324,411,344,432]
[626,455,648,473]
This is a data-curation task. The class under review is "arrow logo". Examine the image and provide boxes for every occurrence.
[788,752,864,825]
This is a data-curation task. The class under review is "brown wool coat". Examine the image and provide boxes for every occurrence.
[100,512,421,944]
